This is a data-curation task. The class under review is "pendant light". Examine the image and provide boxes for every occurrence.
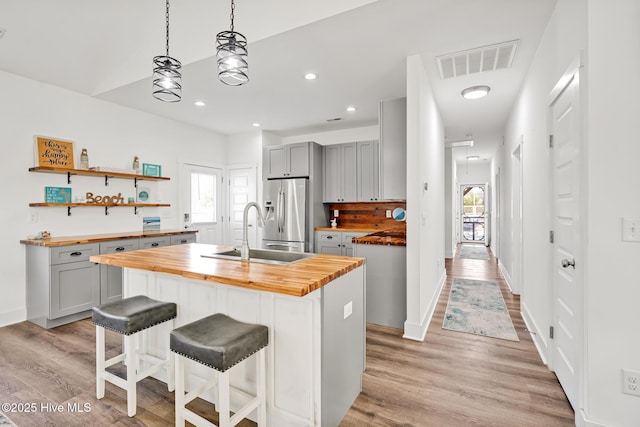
[153,0,182,102]
[216,0,248,86]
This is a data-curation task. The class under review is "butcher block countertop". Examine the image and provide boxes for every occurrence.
[352,230,406,247]
[90,243,365,297]
[20,229,196,247]
[315,226,381,232]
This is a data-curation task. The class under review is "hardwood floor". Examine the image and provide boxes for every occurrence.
[341,244,575,426]
[0,244,574,426]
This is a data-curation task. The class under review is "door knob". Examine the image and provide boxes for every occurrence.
[561,258,575,269]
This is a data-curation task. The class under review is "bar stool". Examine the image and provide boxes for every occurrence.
[170,313,268,427]
[92,295,177,417]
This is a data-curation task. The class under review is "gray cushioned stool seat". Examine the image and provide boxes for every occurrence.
[170,313,268,372]
[92,295,177,335]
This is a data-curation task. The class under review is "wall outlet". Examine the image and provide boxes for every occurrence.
[334,209,339,217]
[622,369,640,396]
[343,301,353,319]
[622,218,640,242]
[28,212,38,223]
[386,210,392,218]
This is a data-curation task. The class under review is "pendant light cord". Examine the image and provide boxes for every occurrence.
[230,0,235,32]
[165,0,170,56]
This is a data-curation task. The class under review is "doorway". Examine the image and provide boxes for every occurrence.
[460,184,488,245]
[227,165,258,248]
[180,162,224,244]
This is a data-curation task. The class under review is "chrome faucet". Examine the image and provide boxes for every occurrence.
[241,202,265,261]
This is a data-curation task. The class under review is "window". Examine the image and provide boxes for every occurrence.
[190,171,217,223]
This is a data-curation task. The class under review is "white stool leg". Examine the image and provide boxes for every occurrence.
[257,349,266,426]
[124,333,137,417]
[96,325,105,399]
[175,354,185,427]
[166,320,175,392]
[218,370,231,427]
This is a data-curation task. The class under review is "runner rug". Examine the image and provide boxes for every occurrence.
[442,278,519,341]
[459,244,490,260]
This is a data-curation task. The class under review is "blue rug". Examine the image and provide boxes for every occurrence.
[442,278,519,341]
[459,245,490,260]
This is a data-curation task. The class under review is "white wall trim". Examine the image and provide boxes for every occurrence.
[521,301,549,366]
[0,307,26,328]
[445,250,455,259]
[498,259,517,295]
[576,410,607,427]
[403,271,447,341]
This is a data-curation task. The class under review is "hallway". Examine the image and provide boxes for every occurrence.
[342,244,575,426]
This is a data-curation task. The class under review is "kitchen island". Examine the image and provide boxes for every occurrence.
[90,243,365,427]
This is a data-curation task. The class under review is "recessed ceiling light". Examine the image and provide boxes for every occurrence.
[346,106,357,112]
[194,101,206,107]
[461,85,490,99]
[304,73,318,80]
[252,123,260,127]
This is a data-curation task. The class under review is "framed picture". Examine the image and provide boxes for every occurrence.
[45,186,72,203]
[137,187,151,203]
[36,136,75,169]
[142,163,162,177]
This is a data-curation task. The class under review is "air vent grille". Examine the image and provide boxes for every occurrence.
[436,40,518,79]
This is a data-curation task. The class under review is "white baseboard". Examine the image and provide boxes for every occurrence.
[0,307,26,328]
[498,259,518,294]
[520,301,549,366]
[576,409,608,427]
[403,271,447,342]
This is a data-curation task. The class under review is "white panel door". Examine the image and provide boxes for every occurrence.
[228,166,257,248]
[180,163,224,244]
[550,66,582,411]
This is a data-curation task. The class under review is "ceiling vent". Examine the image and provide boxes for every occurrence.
[436,40,518,79]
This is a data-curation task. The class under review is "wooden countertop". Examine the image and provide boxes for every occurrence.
[352,230,406,247]
[315,227,381,232]
[90,243,365,297]
[20,229,197,247]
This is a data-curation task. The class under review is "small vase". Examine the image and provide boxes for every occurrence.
[80,148,89,169]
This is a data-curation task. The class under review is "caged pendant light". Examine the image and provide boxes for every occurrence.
[216,0,248,86]
[153,0,182,102]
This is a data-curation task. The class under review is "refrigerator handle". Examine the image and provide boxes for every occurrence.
[278,190,286,232]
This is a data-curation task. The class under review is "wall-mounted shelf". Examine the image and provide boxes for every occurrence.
[29,202,171,216]
[29,166,170,186]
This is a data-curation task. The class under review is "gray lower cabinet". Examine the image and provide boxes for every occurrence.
[140,236,171,249]
[99,239,140,304]
[170,234,197,245]
[26,243,101,329]
[315,230,369,256]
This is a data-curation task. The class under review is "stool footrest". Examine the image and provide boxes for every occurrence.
[229,396,261,425]
[101,371,128,390]
[184,376,218,406]
[183,409,217,427]
[105,353,126,368]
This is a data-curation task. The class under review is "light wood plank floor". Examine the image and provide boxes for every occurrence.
[0,244,574,426]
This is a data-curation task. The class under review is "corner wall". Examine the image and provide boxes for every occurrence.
[404,54,445,341]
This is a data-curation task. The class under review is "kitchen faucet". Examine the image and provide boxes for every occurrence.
[241,202,265,261]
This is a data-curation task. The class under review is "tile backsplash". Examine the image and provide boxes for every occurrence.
[327,201,407,229]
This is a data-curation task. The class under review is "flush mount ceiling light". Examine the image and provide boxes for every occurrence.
[152,0,182,102]
[467,155,480,160]
[304,73,318,80]
[462,85,491,100]
[445,139,474,148]
[346,106,357,112]
[252,123,260,127]
[194,101,206,107]
[216,0,248,86]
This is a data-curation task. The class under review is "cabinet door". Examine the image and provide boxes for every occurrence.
[379,98,407,200]
[287,142,310,177]
[357,141,380,201]
[342,143,358,202]
[341,232,368,256]
[323,145,342,202]
[50,261,100,319]
[315,231,341,253]
[264,146,287,179]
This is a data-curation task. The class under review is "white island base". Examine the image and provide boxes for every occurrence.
[123,265,365,427]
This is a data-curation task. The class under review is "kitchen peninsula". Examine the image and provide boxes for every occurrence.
[90,243,365,427]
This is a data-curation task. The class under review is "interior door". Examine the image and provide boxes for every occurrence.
[180,163,224,244]
[550,64,582,411]
[228,166,257,248]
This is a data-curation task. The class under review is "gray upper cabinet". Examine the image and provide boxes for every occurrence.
[356,141,379,202]
[264,142,310,179]
[323,143,357,203]
[379,98,407,200]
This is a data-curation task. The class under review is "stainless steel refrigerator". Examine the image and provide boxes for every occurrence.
[262,178,307,252]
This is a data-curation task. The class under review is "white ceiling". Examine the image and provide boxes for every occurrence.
[0,0,557,162]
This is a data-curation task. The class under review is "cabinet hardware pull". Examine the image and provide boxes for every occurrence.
[180,239,187,243]
[326,236,333,239]
[70,251,82,256]
[151,243,159,247]
[115,247,125,251]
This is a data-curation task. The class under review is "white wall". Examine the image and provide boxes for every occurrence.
[444,148,454,258]
[281,125,378,146]
[0,70,228,326]
[455,161,490,185]
[584,1,640,425]
[404,54,445,341]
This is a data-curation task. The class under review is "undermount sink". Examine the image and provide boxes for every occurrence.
[201,248,316,265]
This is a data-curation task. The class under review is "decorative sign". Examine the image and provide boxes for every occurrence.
[85,192,124,204]
[137,187,150,203]
[37,136,75,168]
[45,186,72,203]
[392,207,406,221]
[142,163,162,177]
[143,216,161,231]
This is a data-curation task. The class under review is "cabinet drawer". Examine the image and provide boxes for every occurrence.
[317,232,340,242]
[171,233,197,245]
[50,243,100,265]
[99,239,139,254]
[342,232,369,247]
[140,236,171,249]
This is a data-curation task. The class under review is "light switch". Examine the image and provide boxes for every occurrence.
[622,218,640,242]
[386,210,392,218]
[334,209,339,217]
